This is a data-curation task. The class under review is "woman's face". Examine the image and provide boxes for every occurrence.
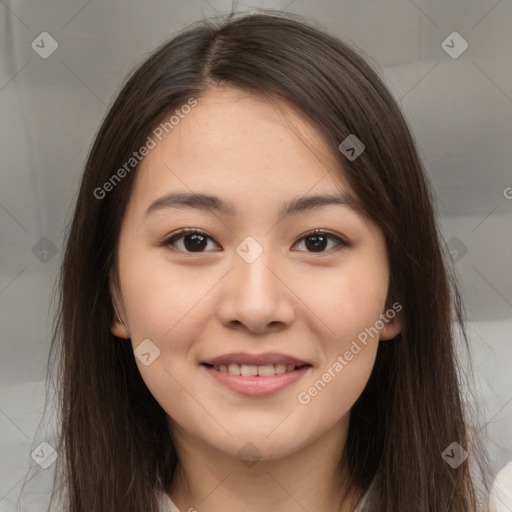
[111,86,401,461]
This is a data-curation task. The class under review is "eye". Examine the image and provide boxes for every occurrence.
[292,230,347,253]
[161,229,220,253]
[161,228,347,254]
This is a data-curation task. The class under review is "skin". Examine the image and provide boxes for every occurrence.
[110,86,402,512]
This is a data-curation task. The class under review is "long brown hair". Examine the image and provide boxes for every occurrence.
[34,10,491,511]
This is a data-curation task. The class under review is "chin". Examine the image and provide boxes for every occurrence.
[213,430,309,462]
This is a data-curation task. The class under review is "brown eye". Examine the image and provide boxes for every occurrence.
[161,229,346,255]
[162,230,220,253]
[293,231,346,253]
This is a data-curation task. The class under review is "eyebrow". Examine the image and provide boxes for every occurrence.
[144,191,360,218]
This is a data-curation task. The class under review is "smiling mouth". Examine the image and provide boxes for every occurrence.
[202,362,311,377]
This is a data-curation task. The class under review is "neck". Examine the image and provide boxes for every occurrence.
[166,416,362,512]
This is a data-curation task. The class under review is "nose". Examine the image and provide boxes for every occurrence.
[216,248,296,334]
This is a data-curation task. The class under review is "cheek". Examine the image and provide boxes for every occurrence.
[296,270,384,417]
[298,344,377,431]
[122,267,206,419]
[119,246,214,341]
[296,260,389,345]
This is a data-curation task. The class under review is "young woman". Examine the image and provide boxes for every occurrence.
[29,10,493,512]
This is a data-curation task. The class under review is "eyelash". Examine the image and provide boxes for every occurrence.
[160,228,348,255]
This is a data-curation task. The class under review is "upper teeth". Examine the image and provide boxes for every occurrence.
[213,363,297,376]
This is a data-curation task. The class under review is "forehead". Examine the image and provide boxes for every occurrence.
[130,86,354,211]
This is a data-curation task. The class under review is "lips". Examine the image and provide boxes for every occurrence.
[200,352,312,396]
[201,363,311,396]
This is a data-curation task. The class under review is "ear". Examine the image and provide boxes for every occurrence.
[379,299,403,341]
[109,271,130,339]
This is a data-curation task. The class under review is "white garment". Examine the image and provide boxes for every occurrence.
[159,493,181,512]
[489,461,512,512]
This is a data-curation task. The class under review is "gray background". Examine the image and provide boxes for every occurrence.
[0,0,511,508]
